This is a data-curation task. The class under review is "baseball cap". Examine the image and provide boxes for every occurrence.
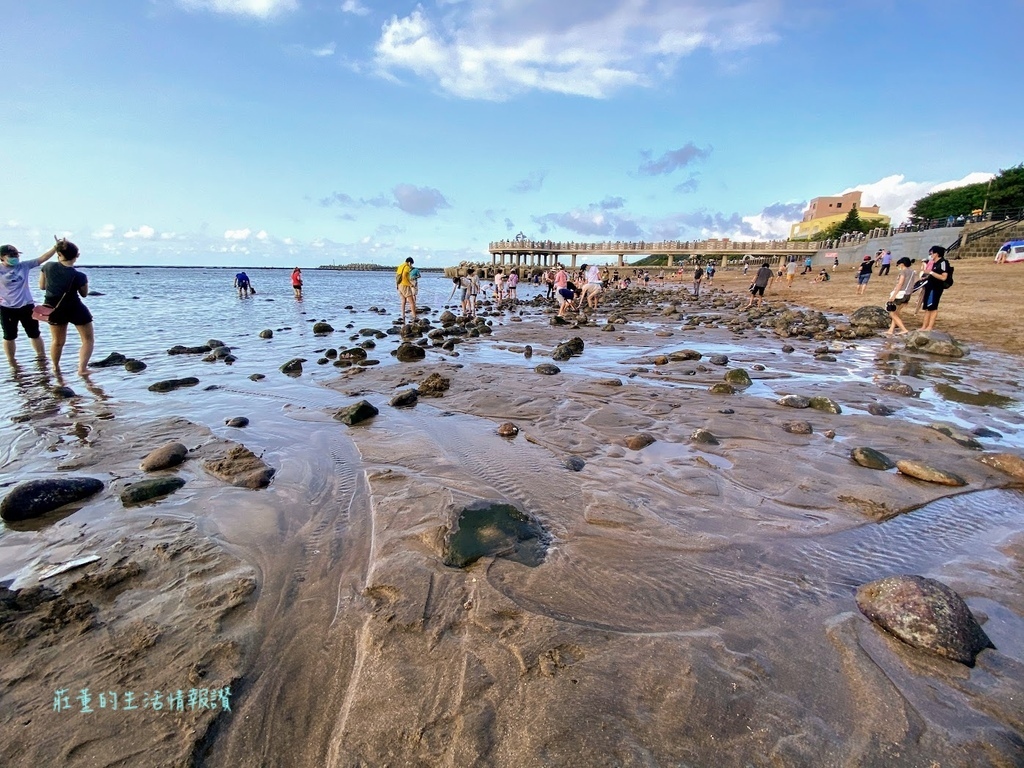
[0,245,22,258]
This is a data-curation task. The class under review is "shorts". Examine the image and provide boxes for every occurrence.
[1,304,41,341]
[459,288,468,301]
[49,303,93,327]
[750,285,765,297]
[583,283,603,296]
[857,274,871,285]
[922,285,943,311]
[398,285,415,298]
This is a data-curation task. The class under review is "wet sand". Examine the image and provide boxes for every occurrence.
[1,267,1023,767]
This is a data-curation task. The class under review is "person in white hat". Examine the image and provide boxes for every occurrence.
[0,238,62,366]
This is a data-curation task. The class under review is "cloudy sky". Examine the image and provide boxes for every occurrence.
[2,0,1021,267]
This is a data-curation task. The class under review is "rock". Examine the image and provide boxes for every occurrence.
[855,575,995,666]
[167,344,211,355]
[709,354,729,366]
[928,424,983,450]
[978,453,1024,481]
[0,477,105,522]
[312,322,334,335]
[441,500,549,568]
[249,373,266,381]
[653,355,669,366]
[708,383,735,395]
[496,422,519,437]
[259,329,273,339]
[389,389,419,408]
[439,310,457,325]
[535,364,560,375]
[140,442,188,471]
[53,386,76,399]
[225,417,249,428]
[868,403,896,416]
[202,444,275,488]
[523,345,533,358]
[124,359,147,373]
[815,354,837,363]
[777,394,810,409]
[418,373,451,397]
[90,352,127,368]
[207,339,226,349]
[690,428,719,445]
[824,429,836,439]
[719,408,734,414]
[904,330,969,358]
[809,396,842,414]
[723,369,752,387]
[552,345,574,362]
[781,345,795,353]
[279,358,306,376]
[782,421,813,435]
[120,476,187,505]
[212,345,232,359]
[395,342,426,362]
[896,460,967,486]
[339,347,368,361]
[850,305,890,329]
[148,377,200,393]
[669,349,702,361]
[563,457,586,472]
[851,447,895,470]
[972,426,1001,438]
[334,400,379,426]
[625,433,656,451]
[878,381,917,397]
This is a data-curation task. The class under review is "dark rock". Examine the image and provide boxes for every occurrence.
[535,364,560,375]
[850,305,890,329]
[53,386,76,398]
[390,389,419,408]
[723,369,752,387]
[809,396,842,414]
[395,343,426,362]
[904,330,969,358]
[972,426,1001,438]
[212,345,232,359]
[442,500,548,568]
[167,344,211,355]
[856,575,994,665]
[524,345,533,358]
[313,322,334,335]
[781,345,795,353]
[259,329,274,339]
[708,383,735,395]
[690,428,719,445]
[718,408,734,414]
[202,444,275,488]
[868,403,896,416]
[419,373,450,397]
[878,381,917,397]
[496,422,519,437]
[782,421,813,435]
[91,352,127,368]
[124,359,147,373]
[207,339,226,349]
[928,424,983,450]
[625,433,656,451]
[851,447,895,470]
[815,354,838,363]
[148,377,200,393]
[896,460,967,486]
[140,442,188,471]
[0,477,105,522]
[777,394,810,409]
[334,400,379,426]
[709,354,729,366]
[120,476,187,505]
[249,373,266,381]
[225,417,249,428]
[669,349,702,361]
[339,347,368,361]
[279,358,306,376]
[563,457,586,472]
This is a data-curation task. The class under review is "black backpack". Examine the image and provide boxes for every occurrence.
[943,261,954,289]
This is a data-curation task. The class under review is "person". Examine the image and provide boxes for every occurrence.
[785,257,797,287]
[1,239,61,367]
[291,267,303,299]
[493,269,505,302]
[469,269,483,316]
[38,240,94,375]
[996,243,1011,264]
[746,261,773,308]
[885,257,916,336]
[234,271,253,297]
[556,281,580,317]
[553,264,568,300]
[856,254,873,295]
[705,263,715,283]
[643,270,651,287]
[544,268,555,299]
[692,264,703,296]
[878,249,893,276]
[919,245,949,331]
[507,270,519,301]
[832,254,839,272]
[802,255,813,275]
[396,257,417,323]
[814,267,830,283]
[581,263,603,310]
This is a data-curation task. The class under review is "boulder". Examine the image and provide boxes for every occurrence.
[140,442,188,471]
[625,433,656,451]
[851,447,895,470]
[723,369,752,388]
[389,390,419,408]
[535,364,560,375]
[418,373,450,397]
[708,383,735,395]
[669,349,702,361]
[868,403,896,416]
[896,460,967,486]
[496,422,519,437]
[904,330,969,358]
[709,354,729,366]
[0,477,105,522]
[334,400,379,426]
[928,424,983,450]
[279,358,306,376]
[225,417,249,428]
[855,575,994,666]
[878,381,917,397]
[202,444,275,488]
[809,396,842,414]
[850,305,890,329]
[259,329,273,339]
[777,394,810,409]
[167,344,211,355]
[978,452,1024,481]
[124,359,147,373]
[782,421,813,435]
[148,377,200,393]
[120,476,187,505]
[563,457,586,472]
[90,352,127,368]
[312,322,334,335]
[690,428,719,445]
[395,343,426,362]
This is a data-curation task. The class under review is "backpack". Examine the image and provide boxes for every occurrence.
[943,262,954,289]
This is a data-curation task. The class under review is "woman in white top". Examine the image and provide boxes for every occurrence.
[885,257,916,336]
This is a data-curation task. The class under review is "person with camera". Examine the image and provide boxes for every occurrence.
[38,239,94,375]
[919,245,950,332]
[0,238,62,367]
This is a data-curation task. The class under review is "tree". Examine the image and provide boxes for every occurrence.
[909,183,987,222]
[986,164,1024,213]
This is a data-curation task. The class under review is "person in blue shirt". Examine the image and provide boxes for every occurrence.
[0,239,61,366]
[234,271,253,297]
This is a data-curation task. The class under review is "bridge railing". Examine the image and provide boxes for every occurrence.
[489,239,820,252]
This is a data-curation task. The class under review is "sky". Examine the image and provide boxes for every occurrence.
[2,0,1022,268]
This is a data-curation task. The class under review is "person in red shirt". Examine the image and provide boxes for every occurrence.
[291,267,303,299]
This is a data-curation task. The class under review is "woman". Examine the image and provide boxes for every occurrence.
[885,257,916,336]
[39,240,93,374]
[856,254,873,295]
[291,267,303,299]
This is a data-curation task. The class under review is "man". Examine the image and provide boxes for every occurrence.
[234,271,253,297]
[878,249,892,276]
[919,245,949,331]
[785,257,797,288]
[396,257,417,323]
[692,263,703,297]
[802,255,813,274]
[1,240,60,366]
[746,261,774,308]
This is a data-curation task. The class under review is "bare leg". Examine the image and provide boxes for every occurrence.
[50,323,68,370]
[77,322,95,375]
[30,335,45,358]
[3,339,15,367]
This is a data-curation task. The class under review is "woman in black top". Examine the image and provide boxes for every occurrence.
[39,240,94,374]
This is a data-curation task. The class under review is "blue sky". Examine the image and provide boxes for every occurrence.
[2,0,1021,267]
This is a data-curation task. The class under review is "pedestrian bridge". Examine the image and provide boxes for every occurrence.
[488,238,820,269]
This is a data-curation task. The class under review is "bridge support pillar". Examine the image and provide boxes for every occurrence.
[571,254,578,270]
[667,255,674,267]
[617,254,624,267]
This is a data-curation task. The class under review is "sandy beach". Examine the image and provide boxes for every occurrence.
[1,261,1023,767]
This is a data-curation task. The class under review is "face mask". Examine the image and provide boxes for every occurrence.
[4,257,18,267]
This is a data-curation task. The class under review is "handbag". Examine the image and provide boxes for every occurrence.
[31,305,55,321]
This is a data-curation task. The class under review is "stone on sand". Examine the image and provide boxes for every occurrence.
[120,476,187,505]
[202,444,276,488]
[140,442,189,471]
[0,477,105,522]
[978,453,1024,481]
[896,460,967,486]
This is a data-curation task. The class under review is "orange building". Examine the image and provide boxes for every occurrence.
[790,191,889,239]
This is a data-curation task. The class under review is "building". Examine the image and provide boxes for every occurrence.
[789,191,890,240]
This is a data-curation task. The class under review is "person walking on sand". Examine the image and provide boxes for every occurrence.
[396,257,417,323]
[785,257,797,288]
[746,261,774,308]
[692,263,703,297]
[919,245,949,331]
[1,239,61,367]
[885,257,916,336]
[878,250,893,276]
[856,255,873,295]
[291,267,303,299]
[38,240,94,375]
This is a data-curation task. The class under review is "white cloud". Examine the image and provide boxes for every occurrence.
[373,1,780,99]
[341,0,370,16]
[256,230,269,240]
[93,224,117,239]
[124,225,156,239]
[838,172,995,225]
[225,228,252,240]
[177,0,298,18]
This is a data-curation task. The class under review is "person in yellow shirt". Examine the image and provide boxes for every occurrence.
[396,257,417,323]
